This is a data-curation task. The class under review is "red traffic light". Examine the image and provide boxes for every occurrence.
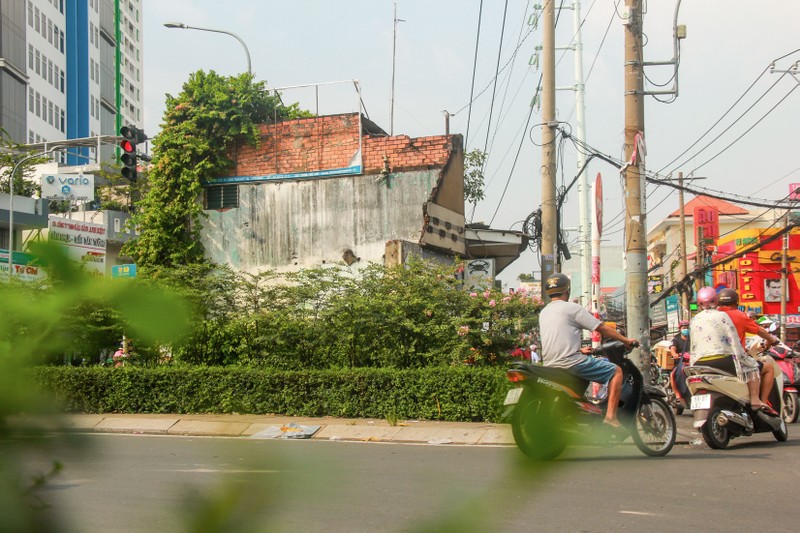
[120,140,135,153]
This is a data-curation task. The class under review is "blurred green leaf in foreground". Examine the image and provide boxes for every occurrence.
[0,242,190,531]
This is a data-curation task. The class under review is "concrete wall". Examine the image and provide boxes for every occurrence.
[204,113,464,273]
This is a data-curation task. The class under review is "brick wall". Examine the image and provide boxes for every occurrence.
[230,113,454,177]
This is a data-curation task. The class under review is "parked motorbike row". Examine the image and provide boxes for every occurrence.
[503,341,796,460]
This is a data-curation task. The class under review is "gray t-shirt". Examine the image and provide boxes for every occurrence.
[539,300,602,368]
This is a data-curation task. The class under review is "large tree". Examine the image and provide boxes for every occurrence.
[124,71,309,268]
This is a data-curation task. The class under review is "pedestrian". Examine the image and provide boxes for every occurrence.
[669,320,691,400]
[529,343,540,364]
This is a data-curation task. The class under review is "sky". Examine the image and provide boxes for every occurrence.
[142,0,800,285]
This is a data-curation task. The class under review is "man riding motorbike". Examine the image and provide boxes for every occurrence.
[717,287,780,409]
[689,287,776,414]
[539,273,638,429]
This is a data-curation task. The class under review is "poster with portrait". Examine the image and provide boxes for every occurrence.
[764,278,782,303]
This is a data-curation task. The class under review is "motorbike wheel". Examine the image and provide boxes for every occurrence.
[631,397,676,457]
[701,406,731,449]
[773,418,789,442]
[782,391,798,424]
[511,390,568,461]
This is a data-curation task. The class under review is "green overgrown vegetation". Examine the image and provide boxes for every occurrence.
[32,365,510,422]
[48,259,542,370]
[123,70,311,268]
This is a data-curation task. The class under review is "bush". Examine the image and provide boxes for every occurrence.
[32,365,512,422]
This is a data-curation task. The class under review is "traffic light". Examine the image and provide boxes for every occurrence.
[119,125,147,182]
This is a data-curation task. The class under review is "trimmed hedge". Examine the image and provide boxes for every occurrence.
[31,366,513,423]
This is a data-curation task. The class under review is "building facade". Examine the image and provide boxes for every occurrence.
[200,112,527,277]
[22,0,143,161]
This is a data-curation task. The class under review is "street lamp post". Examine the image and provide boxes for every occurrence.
[6,147,63,281]
[164,22,252,75]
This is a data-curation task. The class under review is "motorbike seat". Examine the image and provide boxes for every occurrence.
[527,365,590,397]
[684,365,736,378]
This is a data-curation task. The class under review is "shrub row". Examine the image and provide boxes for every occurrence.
[32,366,513,423]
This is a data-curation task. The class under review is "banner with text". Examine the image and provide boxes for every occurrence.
[48,216,106,274]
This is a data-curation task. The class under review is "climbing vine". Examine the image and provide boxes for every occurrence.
[123,70,310,269]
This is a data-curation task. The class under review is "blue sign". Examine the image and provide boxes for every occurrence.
[112,264,137,278]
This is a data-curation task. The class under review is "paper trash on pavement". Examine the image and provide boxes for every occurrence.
[250,423,321,439]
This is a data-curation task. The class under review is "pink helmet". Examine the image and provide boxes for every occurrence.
[697,287,718,309]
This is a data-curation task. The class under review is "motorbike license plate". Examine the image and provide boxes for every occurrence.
[691,393,711,410]
[504,388,523,406]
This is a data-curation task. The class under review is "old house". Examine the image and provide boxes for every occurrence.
[200,112,526,279]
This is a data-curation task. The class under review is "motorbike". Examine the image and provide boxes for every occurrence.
[667,353,692,415]
[685,355,788,449]
[766,343,799,424]
[504,340,676,460]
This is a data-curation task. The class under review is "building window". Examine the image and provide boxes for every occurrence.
[60,109,66,132]
[60,70,65,92]
[35,50,40,75]
[35,92,41,117]
[28,1,33,26]
[205,185,239,210]
[28,88,34,111]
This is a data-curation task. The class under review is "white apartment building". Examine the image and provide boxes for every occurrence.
[23,0,143,163]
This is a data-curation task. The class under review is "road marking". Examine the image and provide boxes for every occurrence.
[619,511,659,516]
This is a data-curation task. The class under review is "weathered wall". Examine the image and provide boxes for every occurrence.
[203,113,464,273]
[202,169,442,272]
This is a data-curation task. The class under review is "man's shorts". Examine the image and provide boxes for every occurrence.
[567,356,618,384]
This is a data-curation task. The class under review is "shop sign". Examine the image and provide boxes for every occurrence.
[693,206,719,245]
[48,216,106,274]
[41,174,95,201]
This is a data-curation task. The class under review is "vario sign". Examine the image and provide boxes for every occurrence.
[41,174,95,202]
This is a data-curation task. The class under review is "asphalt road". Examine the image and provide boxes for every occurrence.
[17,431,800,532]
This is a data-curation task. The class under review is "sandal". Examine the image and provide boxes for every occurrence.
[754,404,779,417]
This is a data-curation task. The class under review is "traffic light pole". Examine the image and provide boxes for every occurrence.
[623,0,649,370]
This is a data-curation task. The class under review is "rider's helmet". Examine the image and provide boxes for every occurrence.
[696,286,718,309]
[717,288,739,307]
[544,273,571,297]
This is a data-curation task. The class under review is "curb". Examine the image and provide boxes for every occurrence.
[12,414,699,446]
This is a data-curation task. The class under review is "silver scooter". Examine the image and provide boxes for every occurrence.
[686,356,788,449]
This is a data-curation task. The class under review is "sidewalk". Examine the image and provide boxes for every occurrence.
[15,412,699,446]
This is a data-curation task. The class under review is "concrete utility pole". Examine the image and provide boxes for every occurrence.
[540,0,558,299]
[573,1,591,310]
[555,0,592,308]
[623,0,649,369]
[390,3,405,136]
[677,172,689,317]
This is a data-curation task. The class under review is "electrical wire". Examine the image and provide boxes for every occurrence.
[656,52,800,175]
[464,0,485,149]
[482,0,510,159]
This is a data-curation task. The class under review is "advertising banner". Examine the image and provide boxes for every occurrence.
[48,216,107,274]
[41,174,95,202]
[0,249,46,281]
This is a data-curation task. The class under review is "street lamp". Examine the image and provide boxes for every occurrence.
[6,147,63,281]
[164,22,252,75]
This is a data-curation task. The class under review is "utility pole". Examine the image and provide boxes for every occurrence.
[540,0,558,297]
[623,0,649,369]
[678,172,689,317]
[556,0,591,308]
[573,0,591,312]
[390,3,405,136]
[781,213,789,342]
